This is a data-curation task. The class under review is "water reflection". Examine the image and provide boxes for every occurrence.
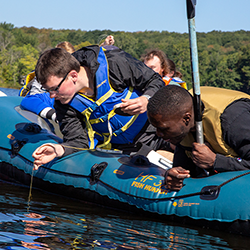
[0,180,249,249]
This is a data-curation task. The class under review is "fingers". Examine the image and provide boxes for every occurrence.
[165,167,190,191]
[169,167,190,178]
[33,158,43,170]
[32,144,47,157]
[32,145,51,170]
[119,97,147,115]
[33,163,40,171]
[121,106,142,115]
[192,142,216,169]
[166,178,185,191]
[166,171,190,181]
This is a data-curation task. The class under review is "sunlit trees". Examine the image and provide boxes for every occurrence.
[0,22,249,93]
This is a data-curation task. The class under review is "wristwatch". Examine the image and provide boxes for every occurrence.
[142,94,151,100]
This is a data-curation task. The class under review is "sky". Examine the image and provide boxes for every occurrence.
[0,0,249,33]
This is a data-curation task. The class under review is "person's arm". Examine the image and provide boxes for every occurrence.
[164,145,191,191]
[32,101,89,170]
[106,49,164,95]
[165,167,190,191]
[21,92,57,122]
[214,99,250,172]
[106,49,164,114]
[54,101,89,156]
[165,143,212,190]
[192,142,216,170]
[33,143,65,170]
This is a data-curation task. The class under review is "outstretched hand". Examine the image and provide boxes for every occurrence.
[165,167,190,191]
[32,144,64,170]
[119,96,149,115]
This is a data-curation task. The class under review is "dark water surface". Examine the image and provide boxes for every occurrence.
[1,180,249,250]
[0,87,250,249]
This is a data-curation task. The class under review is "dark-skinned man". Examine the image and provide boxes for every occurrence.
[147,85,250,191]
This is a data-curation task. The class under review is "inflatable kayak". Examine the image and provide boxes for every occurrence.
[0,96,250,236]
[0,90,6,96]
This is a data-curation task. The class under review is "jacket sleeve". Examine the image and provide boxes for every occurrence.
[214,99,250,172]
[105,49,165,97]
[21,92,55,116]
[54,100,89,156]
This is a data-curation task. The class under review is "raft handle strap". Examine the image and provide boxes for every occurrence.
[130,155,151,166]
[173,170,250,201]
[90,162,108,183]
[199,185,220,200]
[24,123,42,133]
[11,139,28,158]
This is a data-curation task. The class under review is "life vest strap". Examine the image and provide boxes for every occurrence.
[83,109,96,149]
[97,112,139,149]
[94,87,136,148]
[76,48,140,149]
[95,87,113,106]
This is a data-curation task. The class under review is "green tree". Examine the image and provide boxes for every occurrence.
[236,44,250,93]
[0,44,38,88]
[0,28,14,50]
[13,28,38,48]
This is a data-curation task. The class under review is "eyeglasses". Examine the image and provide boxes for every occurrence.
[41,72,69,93]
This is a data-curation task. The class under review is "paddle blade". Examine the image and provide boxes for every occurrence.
[187,0,196,19]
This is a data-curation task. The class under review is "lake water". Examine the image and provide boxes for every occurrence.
[0,87,250,249]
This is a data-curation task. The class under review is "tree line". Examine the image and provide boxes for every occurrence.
[0,22,249,93]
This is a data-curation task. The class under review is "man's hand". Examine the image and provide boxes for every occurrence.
[119,96,149,115]
[165,167,190,191]
[192,142,216,170]
[32,143,64,170]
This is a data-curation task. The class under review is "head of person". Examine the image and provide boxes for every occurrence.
[56,41,76,54]
[35,48,80,104]
[142,49,167,76]
[142,49,182,79]
[147,85,195,145]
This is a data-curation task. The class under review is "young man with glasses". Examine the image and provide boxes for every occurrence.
[32,45,172,170]
[19,37,114,123]
[19,41,76,124]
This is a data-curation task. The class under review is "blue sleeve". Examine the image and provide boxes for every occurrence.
[20,92,54,115]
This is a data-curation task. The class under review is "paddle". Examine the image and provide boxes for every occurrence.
[187,1,210,176]
[186,0,204,144]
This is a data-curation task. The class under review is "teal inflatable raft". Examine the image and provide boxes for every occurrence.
[1,96,250,236]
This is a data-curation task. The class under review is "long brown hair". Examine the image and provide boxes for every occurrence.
[142,49,182,78]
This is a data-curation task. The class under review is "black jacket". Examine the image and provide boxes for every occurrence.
[55,46,167,156]
[173,98,250,175]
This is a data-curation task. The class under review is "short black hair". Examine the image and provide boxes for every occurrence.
[147,85,193,118]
